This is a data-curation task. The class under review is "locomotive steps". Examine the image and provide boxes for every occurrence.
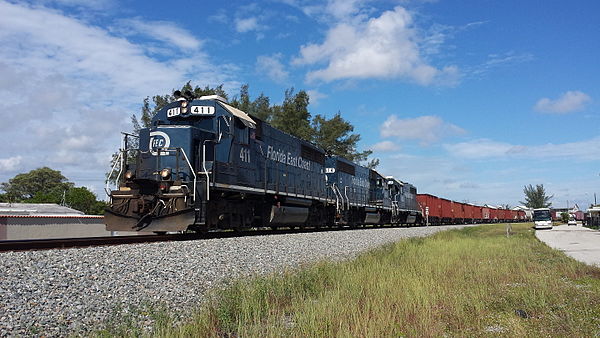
[100,223,600,336]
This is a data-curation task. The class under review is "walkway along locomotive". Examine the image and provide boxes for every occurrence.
[105,93,423,233]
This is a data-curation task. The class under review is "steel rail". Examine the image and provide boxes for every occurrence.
[0,223,431,252]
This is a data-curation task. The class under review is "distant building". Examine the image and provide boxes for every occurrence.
[587,206,600,227]
[0,203,106,240]
[551,205,584,221]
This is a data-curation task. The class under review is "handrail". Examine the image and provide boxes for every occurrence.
[344,186,350,209]
[331,184,340,212]
[200,141,210,201]
[178,148,197,203]
[333,184,345,211]
[105,151,123,197]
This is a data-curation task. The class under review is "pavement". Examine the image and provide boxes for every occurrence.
[535,223,600,267]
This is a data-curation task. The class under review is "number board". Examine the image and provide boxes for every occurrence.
[190,106,214,115]
[167,106,215,118]
[167,107,180,117]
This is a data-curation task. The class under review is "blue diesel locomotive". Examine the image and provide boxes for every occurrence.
[105,93,421,232]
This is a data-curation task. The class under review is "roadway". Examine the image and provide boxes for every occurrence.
[535,223,600,267]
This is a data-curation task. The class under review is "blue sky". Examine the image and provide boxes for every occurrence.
[0,0,598,209]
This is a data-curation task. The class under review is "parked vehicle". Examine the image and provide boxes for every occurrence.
[533,208,553,229]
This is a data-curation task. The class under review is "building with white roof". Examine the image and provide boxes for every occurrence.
[0,203,106,240]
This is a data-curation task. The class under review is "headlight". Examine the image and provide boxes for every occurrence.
[181,100,188,108]
[124,170,134,180]
[160,168,171,179]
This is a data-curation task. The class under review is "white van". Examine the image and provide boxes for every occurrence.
[533,208,552,229]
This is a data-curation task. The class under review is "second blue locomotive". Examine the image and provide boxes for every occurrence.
[105,93,421,232]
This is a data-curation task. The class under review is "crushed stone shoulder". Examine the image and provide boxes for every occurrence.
[0,225,469,336]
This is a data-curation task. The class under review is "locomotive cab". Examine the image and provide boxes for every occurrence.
[105,94,255,232]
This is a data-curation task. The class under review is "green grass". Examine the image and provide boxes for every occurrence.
[99,223,600,337]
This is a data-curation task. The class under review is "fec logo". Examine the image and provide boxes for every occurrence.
[149,131,171,156]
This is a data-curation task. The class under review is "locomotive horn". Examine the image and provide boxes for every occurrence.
[184,90,195,100]
[173,90,182,98]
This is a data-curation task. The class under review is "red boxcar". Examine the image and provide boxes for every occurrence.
[417,194,442,225]
[452,201,464,224]
[473,205,483,223]
[463,204,474,223]
[440,198,453,223]
[489,208,499,222]
[500,209,507,221]
[496,209,505,221]
[482,207,490,222]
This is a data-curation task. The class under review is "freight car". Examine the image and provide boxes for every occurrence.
[416,194,525,225]
[105,93,417,232]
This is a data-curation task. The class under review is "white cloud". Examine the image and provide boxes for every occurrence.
[235,17,260,33]
[293,6,459,85]
[0,1,239,196]
[444,137,600,161]
[371,141,401,152]
[485,51,534,66]
[466,51,534,78]
[0,156,23,172]
[256,53,290,83]
[36,0,115,11]
[443,139,519,159]
[325,0,364,21]
[306,89,327,105]
[380,115,465,145]
[117,18,202,51]
[534,91,591,114]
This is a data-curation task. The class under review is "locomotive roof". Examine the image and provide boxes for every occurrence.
[218,101,257,128]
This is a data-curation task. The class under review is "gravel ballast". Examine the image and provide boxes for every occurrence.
[0,225,470,336]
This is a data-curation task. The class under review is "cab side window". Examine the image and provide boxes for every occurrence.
[234,118,249,144]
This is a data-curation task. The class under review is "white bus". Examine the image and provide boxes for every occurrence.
[533,208,552,229]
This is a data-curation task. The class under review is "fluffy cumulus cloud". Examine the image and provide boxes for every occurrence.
[256,53,290,83]
[380,115,465,145]
[444,137,600,161]
[293,6,459,85]
[371,141,401,152]
[0,1,238,194]
[0,156,23,172]
[534,91,591,114]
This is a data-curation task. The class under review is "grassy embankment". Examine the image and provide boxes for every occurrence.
[101,223,600,336]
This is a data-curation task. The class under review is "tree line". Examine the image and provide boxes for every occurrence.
[0,167,106,215]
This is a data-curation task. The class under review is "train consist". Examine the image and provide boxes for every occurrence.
[417,194,526,225]
[105,92,520,233]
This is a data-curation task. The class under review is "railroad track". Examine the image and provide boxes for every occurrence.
[0,234,197,252]
[0,224,421,252]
